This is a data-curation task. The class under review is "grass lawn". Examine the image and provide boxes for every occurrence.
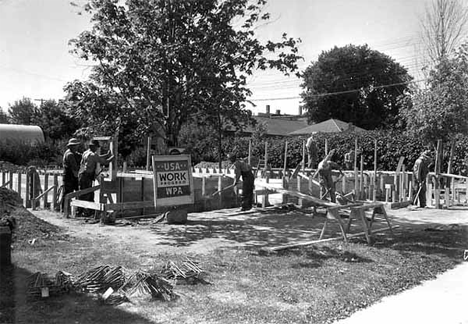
[1,207,467,324]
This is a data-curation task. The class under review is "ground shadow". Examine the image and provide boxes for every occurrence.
[0,264,157,324]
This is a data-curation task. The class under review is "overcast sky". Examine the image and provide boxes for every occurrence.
[0,0,436,115]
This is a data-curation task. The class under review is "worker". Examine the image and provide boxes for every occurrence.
[317,149,343,203]
[306,132,319,169]
[62,138,82,212]
[412,150,433,208]
[344,149,354,170]
[228,153,255,211]
[78,139,114,217]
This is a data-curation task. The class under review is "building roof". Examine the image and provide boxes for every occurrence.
[245,116,309,136]
[288,118,366,135]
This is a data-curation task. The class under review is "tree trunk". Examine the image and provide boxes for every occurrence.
[446,140,455,174]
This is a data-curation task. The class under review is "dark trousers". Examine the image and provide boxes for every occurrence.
[415,181,427,207]
[242,172,255,210]
[77,173,95,217]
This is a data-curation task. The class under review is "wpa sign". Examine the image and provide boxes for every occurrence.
[152,154,194,207]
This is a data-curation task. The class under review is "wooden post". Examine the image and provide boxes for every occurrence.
[373,139,377,201]
[283,141,288,174]
[302,140,306,171]
[360,155,364,200]
[17,172,22,202]
[44,173,49,209]
[8,171,13,190]
[146,136,151,171]
[434,140,442,209]
[325,138,328,155]
[52,174,58,211]
[354,138,359,198]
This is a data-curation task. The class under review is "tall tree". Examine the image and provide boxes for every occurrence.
[34,100,81,143]
[65,0,301,153]
[300,44,412,130]
[419,0,468,67]
[400,48,468,147]
[7,97,39,125]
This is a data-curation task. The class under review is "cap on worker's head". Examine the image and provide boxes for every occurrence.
[421,150,431,158]
[66,138,80,147]
[327,149,336,159]
[89,139,100,147]
[227,153,237,163]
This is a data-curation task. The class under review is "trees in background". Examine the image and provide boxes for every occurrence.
[419,0,468,69]
[65,0,301,158]
[300,44,412,130]
[7,97,39,125]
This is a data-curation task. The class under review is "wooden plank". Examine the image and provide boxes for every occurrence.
[70,200,106,211]
[106,201,154,210]
[261,225,400,253]
[350,202,385,210]
[256,182,338,207]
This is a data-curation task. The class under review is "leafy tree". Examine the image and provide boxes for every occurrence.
[300,44,413,130]
[65,0,301,156]
[0,108,9,124]
[34,100,81,143]
[400,48,468,148]
[7,97,39,125]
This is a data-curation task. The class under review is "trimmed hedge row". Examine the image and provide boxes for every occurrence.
[196,131,468,175]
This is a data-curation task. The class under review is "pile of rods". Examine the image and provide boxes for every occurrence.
[26,259,208,304]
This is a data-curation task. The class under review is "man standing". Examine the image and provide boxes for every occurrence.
[317,149,343,203]
[78,139,114,216]
[62,138,82,211]
[306,132,318,169]
[344,149,354,170]
[413,150,433,208]
[228,153,255,211]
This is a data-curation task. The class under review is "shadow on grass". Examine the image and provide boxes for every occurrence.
[0,264,155,324]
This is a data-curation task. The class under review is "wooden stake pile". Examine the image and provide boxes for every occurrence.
[120,270,177,301]
[161,258,210,285]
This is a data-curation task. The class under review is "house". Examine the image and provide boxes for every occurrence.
[288,118,366,136]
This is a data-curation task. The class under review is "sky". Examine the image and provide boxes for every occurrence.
[0,0,435,116]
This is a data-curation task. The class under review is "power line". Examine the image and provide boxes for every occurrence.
[250,78,426,101]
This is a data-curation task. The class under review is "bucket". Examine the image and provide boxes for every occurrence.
[0,226,12,267]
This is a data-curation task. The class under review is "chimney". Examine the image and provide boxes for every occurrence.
[275,109,281,115]
[266,105,270,117]
[298,106,302,116]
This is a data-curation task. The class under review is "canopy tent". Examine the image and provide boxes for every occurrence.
[0,124,44,144]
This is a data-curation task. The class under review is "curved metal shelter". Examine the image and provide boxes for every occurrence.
[0,124,45,144]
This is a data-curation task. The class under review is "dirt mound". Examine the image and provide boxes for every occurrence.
[9,207,64,247]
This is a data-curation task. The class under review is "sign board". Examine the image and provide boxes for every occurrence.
[152,154,194,207]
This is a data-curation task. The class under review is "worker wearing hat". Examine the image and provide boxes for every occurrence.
[228,153,255,211]
[316,149,343,203]
[62,138,82,212]
[413,150,433,208]
[78,139,114,217]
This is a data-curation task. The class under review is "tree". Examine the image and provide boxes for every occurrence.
[65,0,301,156]
[300,45,412,130]
[34,100,81,143]
[7,97,39,125]
[400,50,468,147]
[419,0,468,68]
[0,108,9,124]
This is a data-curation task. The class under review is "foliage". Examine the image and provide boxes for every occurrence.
[65,0,302,153]
[0,139,63,167]
[300,44,413,130]
[7,97,40,125]
[0,108,9,124]
[400,49,468,146]
[33,100,81,143]
[178,130,468,174]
